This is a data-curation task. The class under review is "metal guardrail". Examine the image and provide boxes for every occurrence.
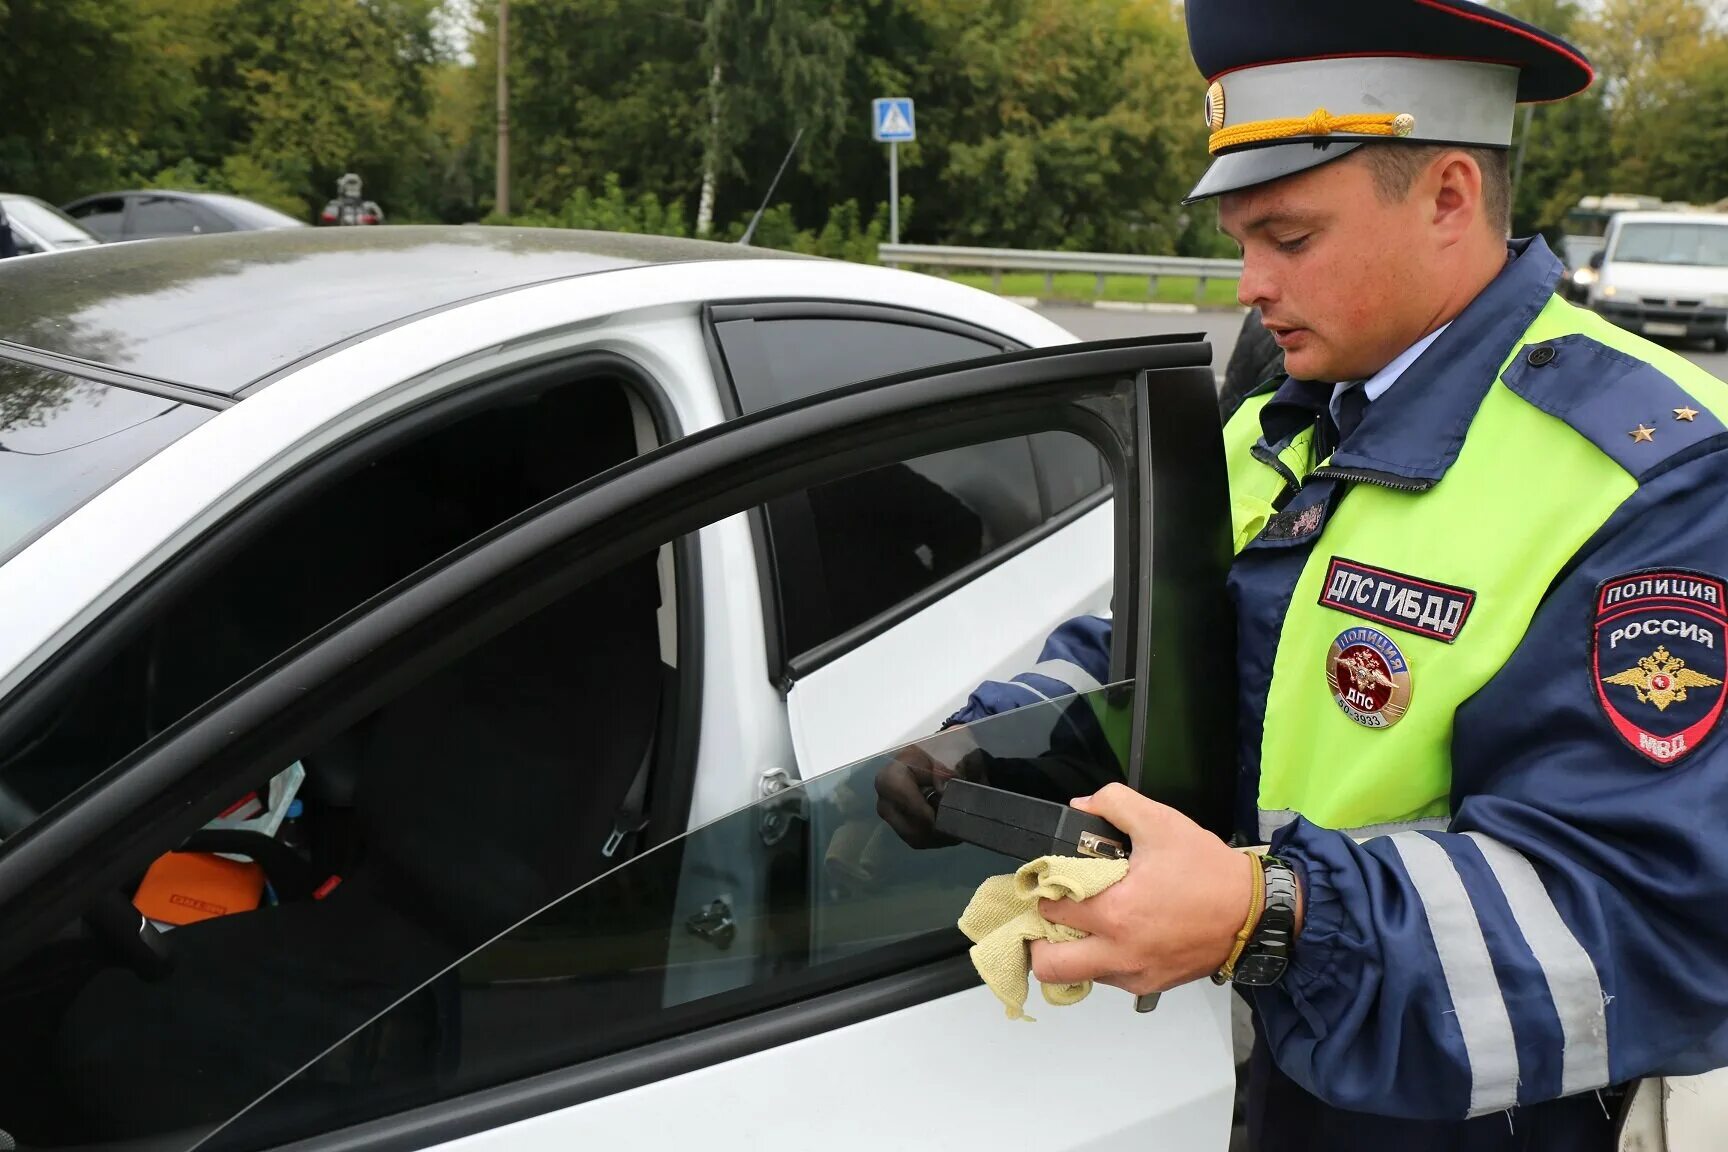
[877,243,1244,302]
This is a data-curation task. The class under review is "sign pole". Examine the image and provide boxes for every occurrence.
[872,97,914,248]
[890,141,899,245]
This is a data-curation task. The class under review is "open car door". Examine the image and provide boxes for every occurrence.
[0,336,1236,1152]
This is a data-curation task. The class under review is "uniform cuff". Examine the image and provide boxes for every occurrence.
[1257,817,1361,1025]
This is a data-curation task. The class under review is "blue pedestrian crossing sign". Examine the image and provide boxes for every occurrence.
[872,97,916,143]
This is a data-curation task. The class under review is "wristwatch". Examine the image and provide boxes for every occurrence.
[1231,855,1298,987]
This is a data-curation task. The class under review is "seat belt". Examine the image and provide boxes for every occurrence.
[601,664,670,860]
[601,730,656,860]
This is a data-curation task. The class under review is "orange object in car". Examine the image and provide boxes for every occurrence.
[132,852,266,926]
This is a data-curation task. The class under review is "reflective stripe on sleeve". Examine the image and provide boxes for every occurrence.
[1257,808,1449,842]
[1391,831,1521,1117]
[1463,832,1610,1097]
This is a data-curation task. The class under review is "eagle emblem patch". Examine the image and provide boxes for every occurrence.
[1593,570,1728,765]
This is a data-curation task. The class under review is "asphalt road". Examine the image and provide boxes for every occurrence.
[1039,303,1728,381]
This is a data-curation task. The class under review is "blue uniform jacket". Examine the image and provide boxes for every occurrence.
[949,238,1728,1145]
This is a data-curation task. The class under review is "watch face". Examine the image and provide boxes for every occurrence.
[1232,952,1288,987]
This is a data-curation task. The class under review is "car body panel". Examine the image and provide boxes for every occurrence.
[434,983,1233,1152]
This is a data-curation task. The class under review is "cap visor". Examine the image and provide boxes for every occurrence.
[1183,140,1364,203]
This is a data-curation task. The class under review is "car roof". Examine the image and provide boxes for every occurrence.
[63,189,205,206]
[1613,211,1728,226]
[0,225,805,395]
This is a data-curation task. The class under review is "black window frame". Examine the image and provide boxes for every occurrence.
[702,299,1111,686]
[0,350,701,857]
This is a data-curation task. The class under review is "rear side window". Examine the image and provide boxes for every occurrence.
[711,310,1107,663]
[66,197,126,240]
[131,197,205,237]
[0,361,213,563]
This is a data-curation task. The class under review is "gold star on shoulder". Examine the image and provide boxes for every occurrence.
[1629,424,1656,443]
[1675,406,1700,422]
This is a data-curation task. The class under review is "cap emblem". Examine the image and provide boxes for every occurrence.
[1204,81,1227,132]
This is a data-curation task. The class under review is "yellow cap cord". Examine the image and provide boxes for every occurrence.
[1209,108,1415,156]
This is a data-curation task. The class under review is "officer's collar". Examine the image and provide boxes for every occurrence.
[1256,235,1564,485]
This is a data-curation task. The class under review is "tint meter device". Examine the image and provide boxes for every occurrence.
[935,778,1131,862]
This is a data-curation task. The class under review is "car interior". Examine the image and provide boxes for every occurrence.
[0,366,678,1147]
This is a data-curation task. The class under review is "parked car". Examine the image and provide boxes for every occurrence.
[1587,210,1728,352]
[0,193,102,255]
[0,227,1235,1152]
[59,189,307,242]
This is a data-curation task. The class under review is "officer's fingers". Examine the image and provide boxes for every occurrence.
[1030,936,1119,987]
[1039,895,1107,937]
[874,761,943,846]
[1070,782,1175,839]
[875,794,929,845]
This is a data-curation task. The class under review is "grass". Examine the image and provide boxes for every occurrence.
[939,269,1242,307]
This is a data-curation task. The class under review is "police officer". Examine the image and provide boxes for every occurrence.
[910,2,1728,1148]
[319,172,385,226]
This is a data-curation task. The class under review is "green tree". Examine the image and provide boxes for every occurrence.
[0,0,194,200]
[895,0,1207,253]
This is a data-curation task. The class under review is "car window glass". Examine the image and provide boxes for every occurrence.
[66,197,126,240]
[0,371,647,839]
[0,362,212,564]
[713,315,1108,659]
[131,197,205,236]
[191,205,237,234]
[211,684,1135,1151]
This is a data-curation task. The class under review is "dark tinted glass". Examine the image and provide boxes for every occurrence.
[205,683,1132,1151]
[0,374,641,841]
[0,361,211,563]
[714,316,1107,658]
[67,197,126,239]
[726,318,1005,409]
[131,197,205,236]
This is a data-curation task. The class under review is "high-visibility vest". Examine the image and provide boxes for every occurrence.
[1223,294,1728,841]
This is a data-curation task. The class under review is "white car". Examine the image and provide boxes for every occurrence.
[0,193,102,256]
[1588,210,1728,352]
[0,226,1236,1152]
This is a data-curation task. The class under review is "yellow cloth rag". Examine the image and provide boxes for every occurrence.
[957,855,1130,1021]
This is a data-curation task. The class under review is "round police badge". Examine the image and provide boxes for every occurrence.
[1326,626,1414,729]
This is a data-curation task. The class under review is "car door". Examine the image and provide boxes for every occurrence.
[703,302,1119,779]
[0,337,1234,1152]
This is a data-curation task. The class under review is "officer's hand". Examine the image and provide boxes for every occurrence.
[1029,783,1256,996]
[874,744,955,848]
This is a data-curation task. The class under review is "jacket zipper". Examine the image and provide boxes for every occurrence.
[1308,464,1437,493]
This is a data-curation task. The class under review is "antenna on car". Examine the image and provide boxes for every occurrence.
[738,127,805,247]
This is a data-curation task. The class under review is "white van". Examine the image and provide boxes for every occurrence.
[1589,210,1728,352]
